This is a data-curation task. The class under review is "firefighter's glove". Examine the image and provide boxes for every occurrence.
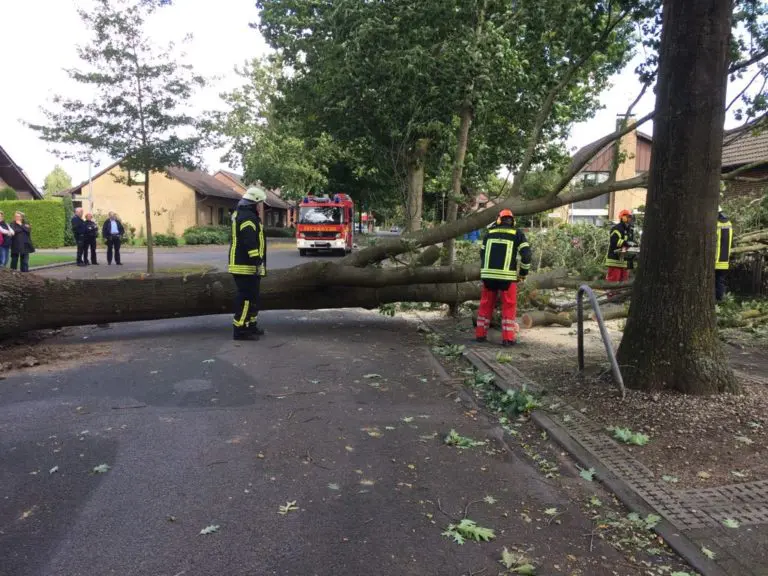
[258,265,267,277]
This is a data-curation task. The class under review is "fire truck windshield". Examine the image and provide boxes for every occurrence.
[299,206,344,225]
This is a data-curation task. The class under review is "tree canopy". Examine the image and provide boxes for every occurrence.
[42,165,73,196]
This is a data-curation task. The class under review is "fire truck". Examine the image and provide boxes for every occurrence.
[296,194,355,256]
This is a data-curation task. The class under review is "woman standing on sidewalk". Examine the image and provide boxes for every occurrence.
[10,211,34,272]
[0,210,13,267]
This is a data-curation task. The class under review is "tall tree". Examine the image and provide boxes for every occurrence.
[29,0,204,273]
[616,0,738,394]
[42,165,73,196]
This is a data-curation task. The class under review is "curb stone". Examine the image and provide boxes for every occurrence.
[30,261,76,271]
[416,314,724,576]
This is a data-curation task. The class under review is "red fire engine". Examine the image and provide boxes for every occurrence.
[296,194,355,256]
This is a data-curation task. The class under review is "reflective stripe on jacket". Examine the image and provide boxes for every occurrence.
[479,226,532,282]
[605,222,630,269]
[716,216,732,271]
[228,207,265,275]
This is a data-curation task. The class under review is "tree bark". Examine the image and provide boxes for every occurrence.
[0,268,480,338]
[443,104,473,267]
[617,0,738,394]
[143,171,154,274]
[405,138,429,232]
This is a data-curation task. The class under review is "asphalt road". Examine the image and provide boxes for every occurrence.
[0,311,630,576]
[35,243,335,279]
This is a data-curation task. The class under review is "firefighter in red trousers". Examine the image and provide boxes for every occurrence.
[475,209,532,346]
[605,209,636,282]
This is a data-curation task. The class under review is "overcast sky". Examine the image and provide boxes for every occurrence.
[0,1,746,191]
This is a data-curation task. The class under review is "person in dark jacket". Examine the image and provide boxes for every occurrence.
[228,186,267,341]
[83,213,99,265]
[0,210,13,268]
[715,207,733,302]
[10,211,34,272]
[101,212,125,265]
[71,207,87,266]
[475,209,532,346]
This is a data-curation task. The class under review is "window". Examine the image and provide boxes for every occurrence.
[581,172,609,187]
[299,206,343,224]
[127,170,146,185]
[218,207,225,224]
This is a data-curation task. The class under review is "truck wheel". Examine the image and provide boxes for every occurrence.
[334,249,346,257]
[299,249,307,257]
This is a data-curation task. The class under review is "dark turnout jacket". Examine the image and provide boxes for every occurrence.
[479,224,532,283]
[228,206,266,275]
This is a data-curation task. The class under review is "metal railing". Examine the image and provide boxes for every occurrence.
[577,284,626,399]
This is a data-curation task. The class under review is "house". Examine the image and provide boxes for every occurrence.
[214,170,296,228]
[554,118,652,225]
[557,117,768,225]
[721,128,768,198]
[64,160,242,235]
[0,144,44,199]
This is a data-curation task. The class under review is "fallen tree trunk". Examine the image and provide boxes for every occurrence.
[0,268,482,338]
[522,303,628,328]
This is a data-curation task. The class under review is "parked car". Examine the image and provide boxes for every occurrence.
[389,225,400,233]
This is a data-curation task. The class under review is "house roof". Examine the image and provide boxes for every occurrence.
[63,158,125,196]
[213,169,291,210]
[0,144,44,199]
[167,167,243,201]
[721,127,768,168]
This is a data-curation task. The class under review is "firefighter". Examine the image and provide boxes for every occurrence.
[715,206,733,302]
[475,209,532,346]
[605,209,635,282]
[228,185,268,341]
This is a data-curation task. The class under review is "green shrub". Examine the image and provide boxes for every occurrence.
[264,226,295,238]
[0,199,65,248]
[0,187,17,200]
[183,225,230,245]
[61,196,76,246]
[152,233,178,247]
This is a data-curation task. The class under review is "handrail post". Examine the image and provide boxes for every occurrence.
[576,284,626,399]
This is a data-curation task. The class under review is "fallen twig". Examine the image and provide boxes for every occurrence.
[111,404,147,410]
[267,389,328,398]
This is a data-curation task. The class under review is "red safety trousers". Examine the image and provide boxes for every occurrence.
[605,267,629,283]
[475,282,519,343]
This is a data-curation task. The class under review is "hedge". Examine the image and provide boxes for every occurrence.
[183,225,296,245]
[0,200,65,248]
[153,233,178,247]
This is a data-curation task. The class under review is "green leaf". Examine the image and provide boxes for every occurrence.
[327,483,340,491]
[483,495,497,505]
[662,475,679,483]
[402,416,414,423]
[723,518,740,529]
[701,546,716,560]
[589,496,602,507]
[735,435,754,445]
[578,467,595,482]
[544,507,558,516]
[444,429,486,449]
[443,518,495,544]
[92,464,110,474]
[512,565,536,575]
[199,524,220,535]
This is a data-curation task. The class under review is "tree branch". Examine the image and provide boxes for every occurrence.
[721,158,768,180]
[730,49,768,74]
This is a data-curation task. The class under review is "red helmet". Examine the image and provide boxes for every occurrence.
[618,209,633,220]
[498,209,514,218]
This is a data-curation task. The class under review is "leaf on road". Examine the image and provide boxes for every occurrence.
[402,416,414,423]
[327,483,340,491]
[49,466,59,475]
[544,508,558,516]
[202,359,215,364]
[701,546,716,560]
[344,445,354,452]
[589,496,602,507]
[697,471,712,480]
[662,475,679,483]
[723,518,740,529]
[501,547,536,574]
[735,435,754,445]
[364,427,382,438]
[483,495,497,505]
[731,470,747,479]
[92,463,110,474]
[278,501,298,515]
[363,374,381,379]
[199,524,219,535]
[442,518,495,545]
[578,467,595,482]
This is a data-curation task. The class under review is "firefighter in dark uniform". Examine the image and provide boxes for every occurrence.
[715,207,733,302]
[605,209,636,282]
[228,186,267,341]
[475,209,532,346]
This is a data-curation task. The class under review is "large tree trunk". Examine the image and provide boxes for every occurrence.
[143,171,154,274]
[405,138,429,232]
[616,0,738,394]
